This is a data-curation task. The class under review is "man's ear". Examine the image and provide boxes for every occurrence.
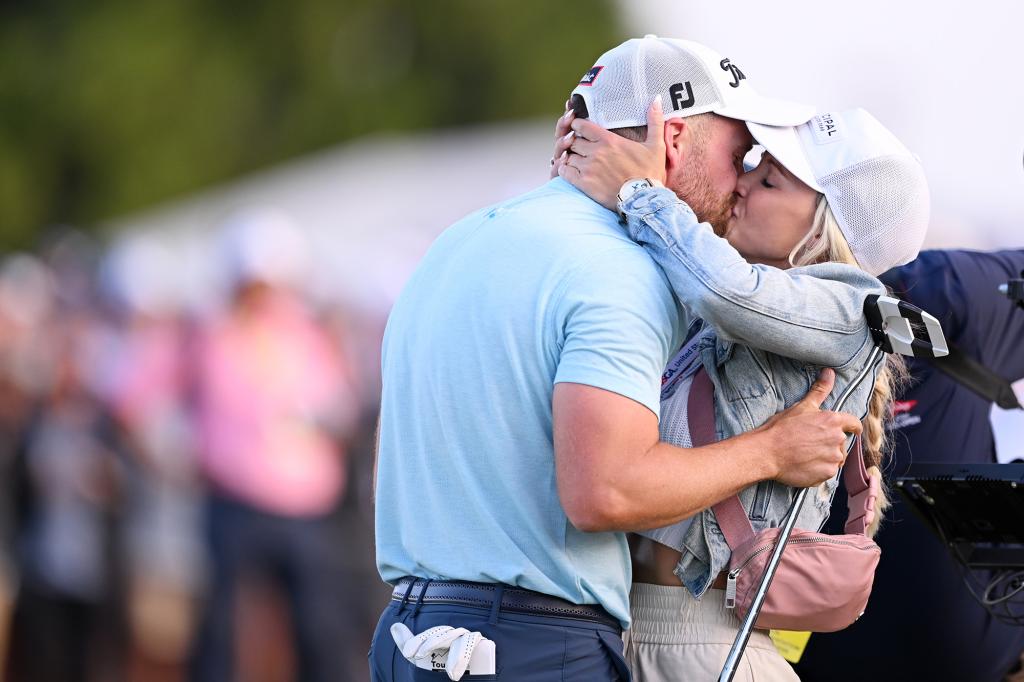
[663,118,690,176]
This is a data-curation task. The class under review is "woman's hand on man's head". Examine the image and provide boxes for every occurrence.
[549,100,575,180]
[550,98,668,212]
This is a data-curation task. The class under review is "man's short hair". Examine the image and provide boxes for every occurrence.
[610,111,714,147]
[610,125,647,142]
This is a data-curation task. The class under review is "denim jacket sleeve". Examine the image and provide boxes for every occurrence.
[620,187,886,368]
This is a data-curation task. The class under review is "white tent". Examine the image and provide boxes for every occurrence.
[104,121,557,314]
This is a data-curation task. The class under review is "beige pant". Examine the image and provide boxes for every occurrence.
[625,583,798,682]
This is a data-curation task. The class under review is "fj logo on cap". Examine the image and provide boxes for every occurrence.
[669,82,696,111]
[720,58,746,88]
[811,112,844,145]
[578,66,604,86]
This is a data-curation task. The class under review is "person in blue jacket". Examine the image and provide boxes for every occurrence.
[795,248,1024,681]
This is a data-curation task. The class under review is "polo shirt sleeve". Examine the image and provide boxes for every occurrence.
[553,246,682,417]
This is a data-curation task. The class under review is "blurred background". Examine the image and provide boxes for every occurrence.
[0,1,1019,680]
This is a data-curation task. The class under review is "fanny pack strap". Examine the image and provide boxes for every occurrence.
[842,434,879,536]
[687,366,878,548]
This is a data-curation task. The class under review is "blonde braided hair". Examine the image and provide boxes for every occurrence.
[789,196,908,537]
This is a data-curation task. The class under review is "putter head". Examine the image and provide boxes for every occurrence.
[864,294,948,358]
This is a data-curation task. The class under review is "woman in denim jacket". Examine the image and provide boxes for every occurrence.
[553,107,929,680]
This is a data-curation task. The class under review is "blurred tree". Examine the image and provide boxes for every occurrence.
[0,0,623,248]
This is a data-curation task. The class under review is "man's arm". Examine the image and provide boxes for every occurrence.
[554,368,860,532]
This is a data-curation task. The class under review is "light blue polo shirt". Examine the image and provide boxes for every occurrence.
[376,178,683,627]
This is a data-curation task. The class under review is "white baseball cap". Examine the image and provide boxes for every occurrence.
[570,35,814,129]
[218,207,310,289]
[747,109,931,276]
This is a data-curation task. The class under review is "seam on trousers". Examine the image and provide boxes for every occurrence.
[560,626,568,682]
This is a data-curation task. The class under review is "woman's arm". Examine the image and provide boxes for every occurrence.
[621,187,883,367]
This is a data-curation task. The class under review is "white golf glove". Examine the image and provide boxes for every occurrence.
[390,623,497,680]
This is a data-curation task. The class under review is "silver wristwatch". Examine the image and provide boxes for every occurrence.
[616,177,662,214]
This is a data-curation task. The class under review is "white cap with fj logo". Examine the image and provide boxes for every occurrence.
[570,35,814,129]
[747,109,931,276]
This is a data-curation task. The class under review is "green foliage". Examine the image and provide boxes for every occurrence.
[0,0,623,248]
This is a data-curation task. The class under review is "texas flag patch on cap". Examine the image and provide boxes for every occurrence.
[579,66,604,86]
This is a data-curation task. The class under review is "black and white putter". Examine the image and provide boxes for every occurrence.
[718,295,949,681]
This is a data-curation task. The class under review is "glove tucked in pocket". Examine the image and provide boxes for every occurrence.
[391,623,497,680]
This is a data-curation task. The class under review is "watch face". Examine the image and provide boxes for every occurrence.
[620,179,651,202]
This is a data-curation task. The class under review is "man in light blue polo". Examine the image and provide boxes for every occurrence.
[370,36,853,681]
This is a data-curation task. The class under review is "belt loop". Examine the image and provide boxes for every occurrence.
[397,578,419,615]
[411,578,433,618]
[488,585,505,626]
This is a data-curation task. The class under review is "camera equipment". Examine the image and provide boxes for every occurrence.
[897,463,1024,626]
[999,270,1024,309]
[927,344,1022,410]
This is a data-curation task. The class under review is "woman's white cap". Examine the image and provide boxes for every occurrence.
[570,35,814,129]
[748,108,931,276]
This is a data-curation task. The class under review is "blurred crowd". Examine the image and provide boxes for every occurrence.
[0,213,389,682]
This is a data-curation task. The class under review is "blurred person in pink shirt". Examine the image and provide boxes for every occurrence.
[188,209,356,682]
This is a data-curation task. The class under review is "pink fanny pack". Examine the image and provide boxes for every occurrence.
[689,367,881,633]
